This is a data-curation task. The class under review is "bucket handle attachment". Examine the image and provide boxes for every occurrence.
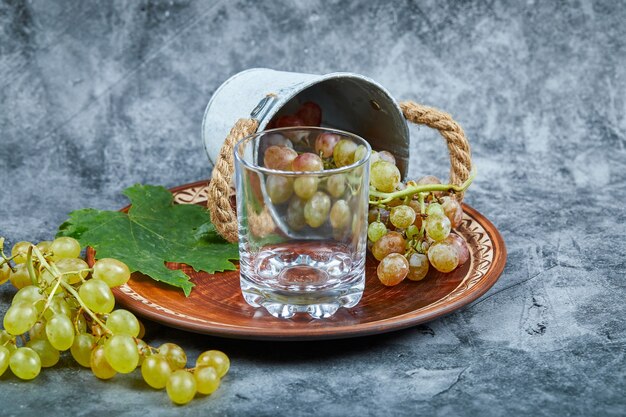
[207,101,473,243]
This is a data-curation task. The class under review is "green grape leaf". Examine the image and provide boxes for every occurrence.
[57,184,239,296]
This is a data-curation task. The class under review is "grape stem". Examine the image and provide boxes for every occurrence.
[60,268,93,283]
[0,238,18,272]
[73,307,84,333]
[1,337,16,348]
[25,246,38,286]
[418,193,426,237]
[368,168,476,204]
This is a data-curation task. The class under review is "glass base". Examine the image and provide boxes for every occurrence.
[240,272,365,319]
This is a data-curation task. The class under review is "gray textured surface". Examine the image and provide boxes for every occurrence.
[1,0,625,416]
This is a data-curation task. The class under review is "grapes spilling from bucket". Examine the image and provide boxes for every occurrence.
[0,237,229,405]
[264,101,474,286]
[367,171,471,285]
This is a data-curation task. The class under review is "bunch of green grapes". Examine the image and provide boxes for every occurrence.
[0,237,229,405]
[367,155,472,286]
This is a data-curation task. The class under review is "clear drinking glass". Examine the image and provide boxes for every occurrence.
[235,127,371,319]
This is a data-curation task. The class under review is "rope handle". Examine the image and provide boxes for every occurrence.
[207,101,473,243]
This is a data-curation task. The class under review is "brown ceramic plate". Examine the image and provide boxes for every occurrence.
[86,181,506,341]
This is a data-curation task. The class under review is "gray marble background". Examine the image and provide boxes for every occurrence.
[1,0,625,416]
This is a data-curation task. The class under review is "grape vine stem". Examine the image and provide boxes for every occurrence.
[368,168,476,204]
[25,246,38,286]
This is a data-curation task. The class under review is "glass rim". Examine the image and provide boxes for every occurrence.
[234,126,372,176]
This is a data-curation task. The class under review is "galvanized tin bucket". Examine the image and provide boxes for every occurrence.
[202,68,411,177]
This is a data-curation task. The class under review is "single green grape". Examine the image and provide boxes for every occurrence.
[326,174,346,198]
[293,176,319,199]
[195,366,221,395]
[9,347,41,380]
[92,258,130,288]
[141,355,173,389]
[13,285,45,307]
[329,200,351,230]
[333,139,358,167]
[370,160,400,193]
[428,242,459,273]
[426,202,445,217]
[71,333,95,368]
[196,350,230,378]
[55,258,89,285]
[390,205,417,229]
[27,339,60,368]
[9,264,32,289]
[286,197,307,231]
[266,175,293,204]
[407,253,429,281]
[4,302,38,335]
[371,231,406,261]
[78,279,115,313]
[29,321,47,341]
[158,343,187,370]
[367,221,387,243]
[0,263,11,285]
[167,370,197,405]
[90,345,117,379]
[303,192,331,228]
[377,253,409,286]
[45,314,75,351]
[11,241,32,264]
[0,346,9,376]
[104,334,139,374]
[36,241,52,254]
[424,214,451,242]
[50,237,81,261]
[106,309,140,337]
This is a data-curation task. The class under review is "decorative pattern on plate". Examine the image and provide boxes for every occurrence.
[172,184,209,205]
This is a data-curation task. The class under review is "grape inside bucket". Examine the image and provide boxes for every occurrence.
[235,127,371,319]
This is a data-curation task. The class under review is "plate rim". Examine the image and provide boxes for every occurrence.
[92,180,507,341]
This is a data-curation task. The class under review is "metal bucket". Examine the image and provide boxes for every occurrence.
[202,68,410,176]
